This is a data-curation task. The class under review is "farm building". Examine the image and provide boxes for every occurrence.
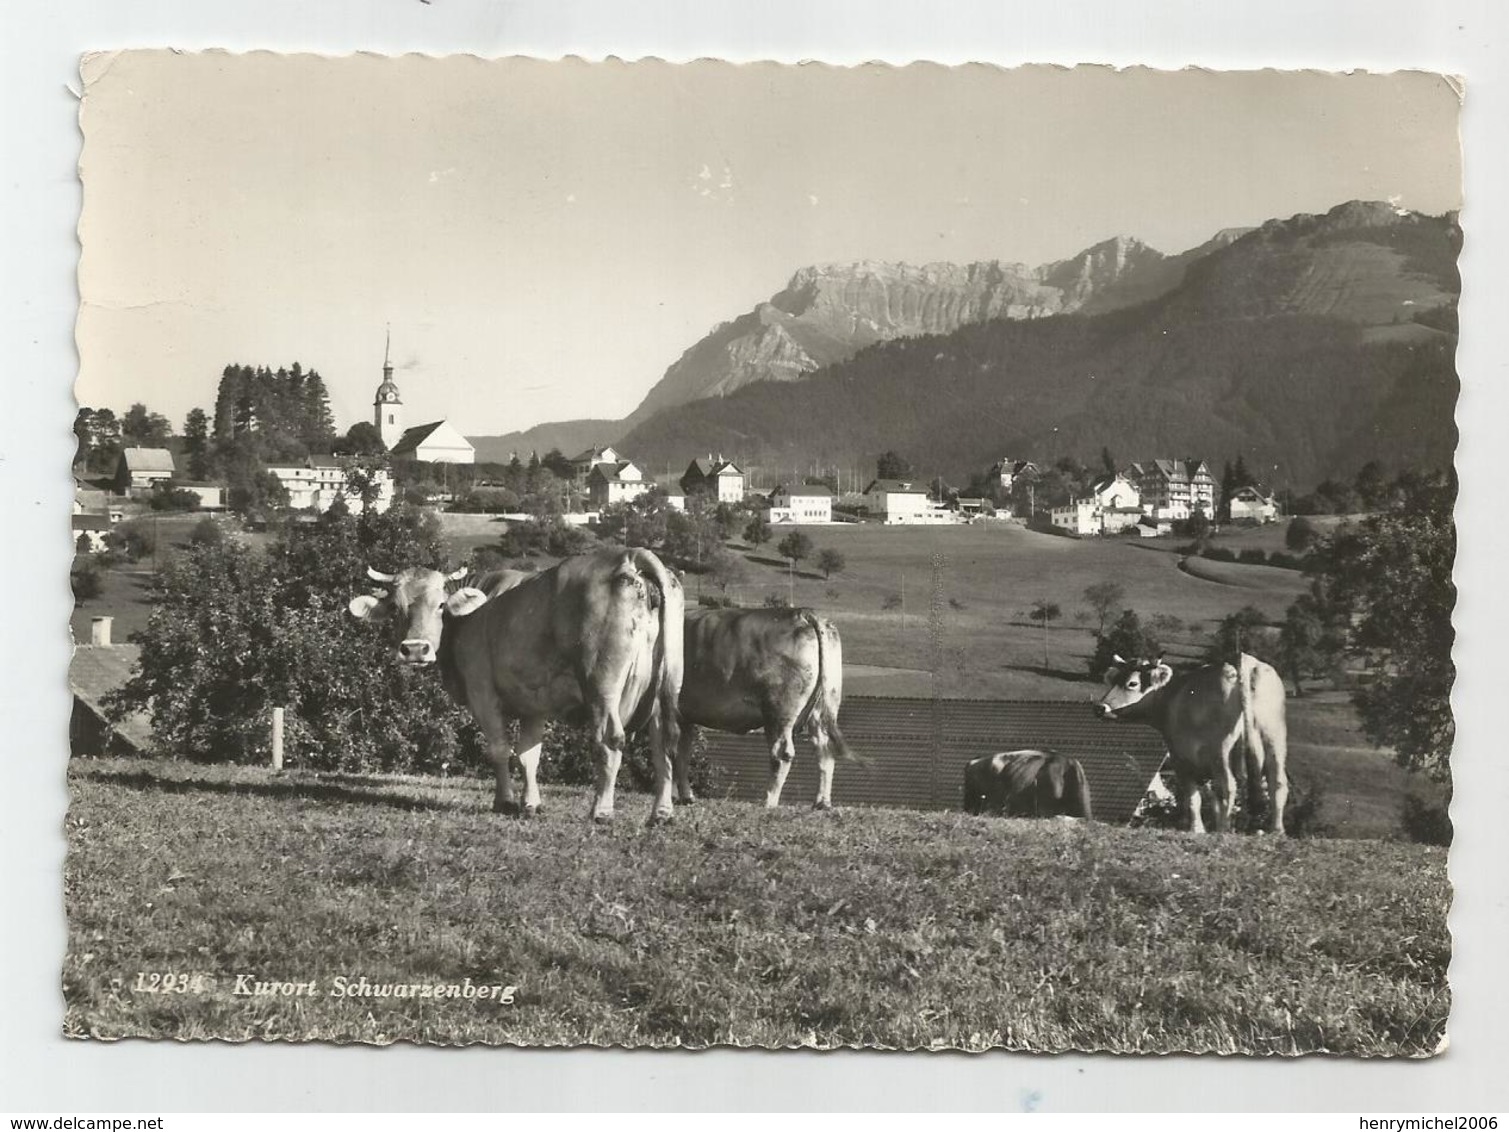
[267,456,395,514]
[587,460,650,509]
[388,420,475,465]
[168,481,226,510]
[69,627,153,757]
[1229,485,1279,523]
[863,479,938,524]
[681,455,746,504]
[113,447,176,494]
[700,696,1167,824]
[767,483,834,524]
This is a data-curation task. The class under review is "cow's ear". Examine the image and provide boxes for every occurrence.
[445,586,489,618]
[1147,662,1174,690]
[1101,666,1120,687]
[348,594,390,622]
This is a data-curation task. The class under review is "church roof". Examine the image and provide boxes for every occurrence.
[375,379,401,401]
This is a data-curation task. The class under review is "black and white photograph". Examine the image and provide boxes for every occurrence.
[63,52,1460,1056]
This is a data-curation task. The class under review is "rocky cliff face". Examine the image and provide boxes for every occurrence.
[623,238,1206,427]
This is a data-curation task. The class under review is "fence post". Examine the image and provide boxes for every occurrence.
[271,706,285,772]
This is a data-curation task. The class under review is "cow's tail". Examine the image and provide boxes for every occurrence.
[800,611,864,766]
[628,548,684,757]
[1064,757,1094,820]
[1237,652,1266,818]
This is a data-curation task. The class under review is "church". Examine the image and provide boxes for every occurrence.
[371,336,475,465]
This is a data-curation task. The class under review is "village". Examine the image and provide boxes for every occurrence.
[74,346,1283,550]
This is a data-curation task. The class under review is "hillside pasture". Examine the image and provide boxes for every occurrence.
[65,757,1448,1054]
[713,522,1309,699]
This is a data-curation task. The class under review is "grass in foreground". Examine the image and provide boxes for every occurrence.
[65,758,1448,1054]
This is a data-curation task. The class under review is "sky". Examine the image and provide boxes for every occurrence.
[75,55,1463,438]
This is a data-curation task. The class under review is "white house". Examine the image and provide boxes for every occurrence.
[1050,499,1101,536]
[1122,459,1217,522]
[587,460,650,509]
[267,456,395,514]
[388,420,475,465]
[681,455,746,504]
[768,483,834,524]
[1090,473,1144,534]
[989,458,1039,493]
[571,445,624,482]
[72,513,112,553]
[863,479,932,524]
[1228,485,1279,523]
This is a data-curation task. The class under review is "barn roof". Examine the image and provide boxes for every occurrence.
[700,696,1167,824]
[120,447,176,473]
[69,644,153,755]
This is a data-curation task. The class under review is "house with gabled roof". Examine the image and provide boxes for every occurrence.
[388,420,475,465]
[767,483,834,524]
[988,458,1039,493]
[680,454,745,504]
[1122,458,1216,521]
[587,460,650,509]
[571,445,624,482]
[113,447,176,494]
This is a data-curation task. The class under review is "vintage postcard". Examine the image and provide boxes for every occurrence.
[68,53,1460,1053]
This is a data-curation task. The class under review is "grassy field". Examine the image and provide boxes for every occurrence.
[64,757,1449,1054]
[701,522,1310,699]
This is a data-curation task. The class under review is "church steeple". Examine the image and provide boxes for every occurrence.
[374,326,404,449]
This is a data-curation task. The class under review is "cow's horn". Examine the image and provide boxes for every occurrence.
[367,566,397,583]
[446,566,469,582]
[1112,653,1126,665]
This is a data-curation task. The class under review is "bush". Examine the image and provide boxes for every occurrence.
[1088,610,1162,678]
[763,593,792,608]
[697,594,736,609]
[1201,546,1237,563]
[71,561,103,604]
[882,593,903,612]
[148,484,201,512]
[107,518,158,563]
[188,517,226,547]
[1400,790,1452,847]
[1266,551,1302,570]
[1286,516,1319,552]
[1237,548,1268,565]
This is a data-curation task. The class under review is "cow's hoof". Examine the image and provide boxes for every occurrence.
[522,804,539,820]
[494,800,522,817]
[592,812,615,825]
[677,795,697,807]
[813,799,833,812]
[647,810,676,828]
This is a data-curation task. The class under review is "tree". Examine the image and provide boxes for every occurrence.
[1286,516,1318,553]
[744,513,771,548]
[122,402,172,447]
[777,531,813,568]
[341,421,387,456]
[1087,610,1163,679]
[1204,605,1276,667]
[1322,473,1455,778]
[1082,581,1126,639]
[876,450,913,480]
[75,407,122,473]
[1029,599,1062,667]
[1354,461,1389,511]
[1100,446,1117,474]
[815,548,846,580]
[706,547,749,596]
[182,408,211,480]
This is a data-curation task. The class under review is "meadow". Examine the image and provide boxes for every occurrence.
[65,757,1448,1054]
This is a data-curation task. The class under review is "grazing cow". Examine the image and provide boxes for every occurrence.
[961,750,1093,819]
[1098,652,1289,834]
[348,548,683,825]
[675,606,852,809]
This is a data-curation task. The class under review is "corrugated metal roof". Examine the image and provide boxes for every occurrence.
[700,695,1167,824]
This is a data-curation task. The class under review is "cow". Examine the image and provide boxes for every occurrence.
[674,606,852,809]
[962,749,1093,819]
[348,547,684,825]
[1097,652,1289,835]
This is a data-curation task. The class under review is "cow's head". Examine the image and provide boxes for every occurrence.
[347,565,489,665]
[1097,654,1173,719]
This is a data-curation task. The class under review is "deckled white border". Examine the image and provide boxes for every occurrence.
[4,0,1506,1113]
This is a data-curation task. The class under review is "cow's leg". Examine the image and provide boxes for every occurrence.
[646,711,676,827]
[587,703,626,824]
[764,723,797,808]
[813,735,837,811]
[1211,739,1239,833]
[515,716,545,817]
[475,706,519,816]
[673,724,699,805]
[1265,723,1290,836]
[1174,771,1205,835]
